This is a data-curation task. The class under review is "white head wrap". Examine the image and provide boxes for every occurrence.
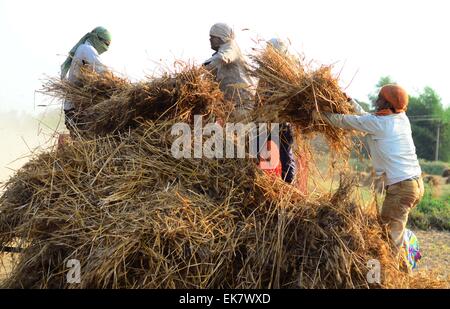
[210,23,235,42]
[267,38,288,54]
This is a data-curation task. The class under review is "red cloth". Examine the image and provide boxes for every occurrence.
[377,84,409,115]
[57,134,71,149]
[258,141,309,195]
[295,152,308,195]
[259,140,282,177]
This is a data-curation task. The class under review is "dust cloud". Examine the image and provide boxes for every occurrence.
[0,109,65,186]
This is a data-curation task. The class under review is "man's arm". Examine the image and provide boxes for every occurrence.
[350,99,369,115]
[322,112,382,135]
[218,44,239,64]
[204,53,221,71]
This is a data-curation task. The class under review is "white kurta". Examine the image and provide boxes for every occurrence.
[325,100,422,185]
[64,41,106,110]
[204,41,255,110]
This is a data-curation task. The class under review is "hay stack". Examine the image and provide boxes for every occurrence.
[1,125,446,288]
[42,66,230,137]
[251,47,356,154]
[442,169,450,178]
[423,175,441,186]
[0,63,447,289]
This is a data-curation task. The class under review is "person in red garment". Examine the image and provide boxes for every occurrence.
[257,38,308,192]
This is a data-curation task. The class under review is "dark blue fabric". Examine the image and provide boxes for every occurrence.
[279,123,296,183]
[64,108,78,135]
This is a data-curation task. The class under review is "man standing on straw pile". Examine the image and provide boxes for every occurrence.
[203,23,255,121]
[317,85,424,251]
[60,26,112,134]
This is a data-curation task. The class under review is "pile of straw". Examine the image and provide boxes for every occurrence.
[252,47,356,153]
[42,65,229,137]
[0,63,447,289]
[1,121,446,288]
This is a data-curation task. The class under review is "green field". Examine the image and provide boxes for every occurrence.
[409,183,450,231]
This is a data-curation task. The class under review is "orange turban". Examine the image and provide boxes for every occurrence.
[379,84,409,113]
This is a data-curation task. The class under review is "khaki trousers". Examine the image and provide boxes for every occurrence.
[381,177,424,248]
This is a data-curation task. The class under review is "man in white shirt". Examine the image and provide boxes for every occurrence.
[60,26,111,133]
[203,23,255,120]
[318,85,424,249]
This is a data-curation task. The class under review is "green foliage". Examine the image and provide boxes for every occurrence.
[407,87,449,162]
[419,159,449,176]
[408,184,450,231]
[349,157,371,172]
[439,107,450,162]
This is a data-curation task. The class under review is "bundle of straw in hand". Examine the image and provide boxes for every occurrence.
[252,46,356,153]
[42,65,228,137]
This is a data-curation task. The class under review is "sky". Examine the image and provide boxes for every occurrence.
[1,0,450,114]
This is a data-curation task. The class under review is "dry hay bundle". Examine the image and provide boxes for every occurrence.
[423,175,441,186]
[42,65,230,137]
[442,168,450,178]
[0,120,255,288]
[252,47,356,153]
[0,120,447,289]
[43,68,130,112]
